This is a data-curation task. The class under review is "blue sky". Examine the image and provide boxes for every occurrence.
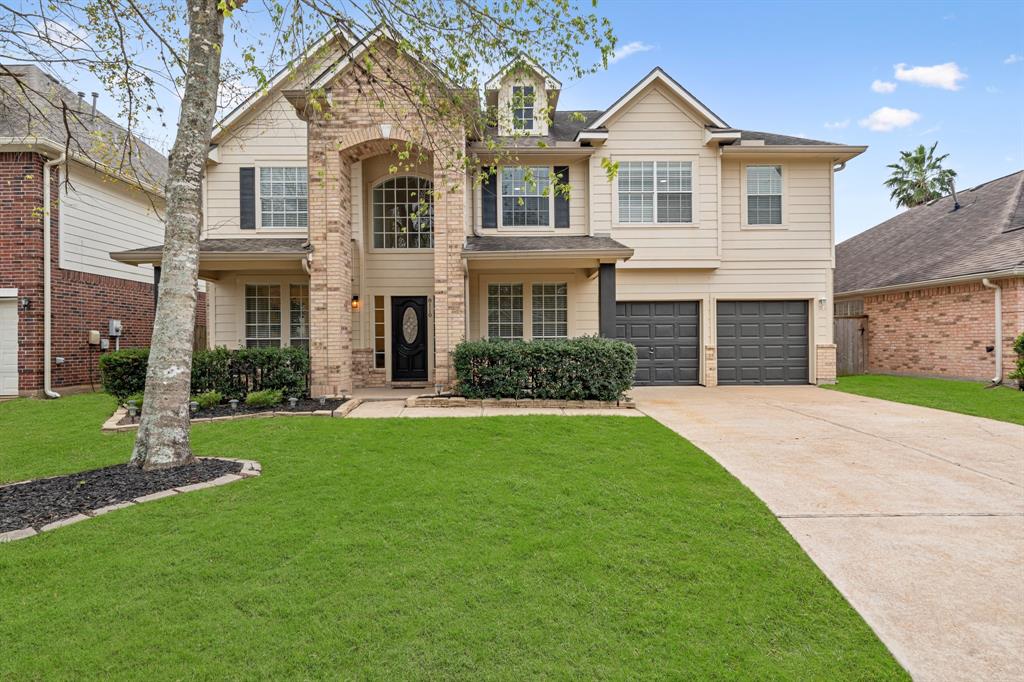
[26,0,1023,241]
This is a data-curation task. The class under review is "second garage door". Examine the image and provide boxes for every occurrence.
[615,301,700,386]
[717,300,809,385]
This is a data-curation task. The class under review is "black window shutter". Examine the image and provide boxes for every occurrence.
[554,165,570,229]
[481,168,497,229]
[240,167,256,229]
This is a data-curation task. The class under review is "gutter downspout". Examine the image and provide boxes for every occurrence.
[981,278,1003,385]
[42,153,66,398]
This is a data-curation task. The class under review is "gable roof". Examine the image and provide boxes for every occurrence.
[835,171,1024,295]
[211,27,354,144]
[484,55,561,91]
[586,67,728,130]
[0,64,168,191]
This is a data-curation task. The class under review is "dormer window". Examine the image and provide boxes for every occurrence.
[512,85,535,130]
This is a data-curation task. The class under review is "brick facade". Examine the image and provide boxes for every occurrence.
[306,46,465,395]
[860,277,1023,382]
[1,151,206,394]
[815,344,837,384]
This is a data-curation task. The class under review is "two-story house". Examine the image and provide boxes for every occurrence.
[112,31,865,396]
[0,65,205,397]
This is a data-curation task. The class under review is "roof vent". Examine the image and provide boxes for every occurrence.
[739,139,765,147]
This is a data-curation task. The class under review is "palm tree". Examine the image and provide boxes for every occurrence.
[884,142,958,208]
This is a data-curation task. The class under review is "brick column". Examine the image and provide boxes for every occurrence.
[816,344,837,385]
[307,135,353,397]
[431,164,465,387]
[704,345,718,387]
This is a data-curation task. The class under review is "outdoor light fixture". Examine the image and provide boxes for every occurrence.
[289,397,298,408]
[318,395,327,407]
[20,297,30,309]
[351,295,360,310]
[127,400,137,420]
[434,383,444,396]
[229,399,239,411]
[189,401,198,415]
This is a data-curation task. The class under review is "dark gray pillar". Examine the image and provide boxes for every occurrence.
[598,262,616,338]
[153,265,161,308]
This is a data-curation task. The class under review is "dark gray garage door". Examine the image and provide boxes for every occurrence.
[615,301,699,386]
[717,300,809,385]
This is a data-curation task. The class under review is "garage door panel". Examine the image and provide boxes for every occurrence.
[0,299,19,396]
[717,300,809,385]
[617,300,700,386]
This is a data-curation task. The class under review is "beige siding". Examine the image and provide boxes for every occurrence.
[470,157,589,235]
[590,84,720,265]
[204,95,308,238]
[495,70,550,137]
[59,163,164,282]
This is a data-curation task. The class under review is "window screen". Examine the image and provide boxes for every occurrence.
[501,167,550,227]
[531,283,568,338]
[259,167,307,228]
[487,283,524,339]
[245,284,281,347]
[747,165,783,225]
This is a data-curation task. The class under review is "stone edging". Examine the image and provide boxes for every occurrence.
[101,399,364,433]
[405,396,638,409]
[0,458,261,544]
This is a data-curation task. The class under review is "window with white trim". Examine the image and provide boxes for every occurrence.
[531,283,567,338]
[372,176,434,249]
[512,85,534,130]
[373,295,386,369]
[289,284,309,349]
[487,283,524,340]
[245,284,281,347]
[259,167,307,228]
[746,165,783,225]
[617,161,693,224]
[501,166,550,227]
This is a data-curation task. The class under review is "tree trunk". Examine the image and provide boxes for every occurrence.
[130,1,225,470]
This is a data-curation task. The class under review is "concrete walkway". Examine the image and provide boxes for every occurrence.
[633,385,1024,682]
[346,400,643,419]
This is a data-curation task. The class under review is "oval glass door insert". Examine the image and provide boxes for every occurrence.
[402,307,418,344]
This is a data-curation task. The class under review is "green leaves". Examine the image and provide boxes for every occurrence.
[883,141,957,208]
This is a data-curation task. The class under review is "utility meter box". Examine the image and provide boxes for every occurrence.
[88,330,101,345]
[108,319,123,337]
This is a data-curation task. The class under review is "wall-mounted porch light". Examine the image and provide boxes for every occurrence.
[351,295,361,311]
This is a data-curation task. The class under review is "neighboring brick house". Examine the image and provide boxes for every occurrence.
[0,65,205,396]
[113,29,866,394]
[835,171,1024,383]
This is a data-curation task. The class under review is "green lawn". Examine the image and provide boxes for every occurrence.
[0,394,905,680]
[824,374,1024,426]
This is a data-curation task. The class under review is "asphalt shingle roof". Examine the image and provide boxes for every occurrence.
[464,235,630,254]
[112,238,310,261]
[835,171,1024,294]
[0,64,168,188]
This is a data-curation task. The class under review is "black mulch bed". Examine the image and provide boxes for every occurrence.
[0,458,243,532]
[117,398,347,426]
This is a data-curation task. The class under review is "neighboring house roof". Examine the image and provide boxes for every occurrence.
[464,235,633,260]
[835,170,1024,295]
[0,64,168,190]
[111,238,310,265]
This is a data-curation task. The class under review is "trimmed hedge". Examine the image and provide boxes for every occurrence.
[99,346,310,403]
[453,336,636,401]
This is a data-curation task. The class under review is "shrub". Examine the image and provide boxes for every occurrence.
[98,348,149,403]
[245,389,283,408]
[192,390,223,410]
[100,346,310,403]
[1010,331,1024,390]
[453,336,636,401]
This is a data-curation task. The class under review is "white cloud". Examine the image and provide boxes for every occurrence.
[1005,53,1022,65]
[894,62,967,90]
[858,107,921,132]
[824,119,850,129]
[608,41,654,65]
[871,79,897,93]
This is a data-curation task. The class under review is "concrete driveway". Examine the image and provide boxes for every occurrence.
[632,386,1024,682]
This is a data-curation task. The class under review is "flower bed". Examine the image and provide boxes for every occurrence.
[104,398,360,432]
[1,458,260,542]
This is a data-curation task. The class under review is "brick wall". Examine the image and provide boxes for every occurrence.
[863,277,1023,382]
[1,151,206,394]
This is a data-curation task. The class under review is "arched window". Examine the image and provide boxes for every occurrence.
[371,176,434,249]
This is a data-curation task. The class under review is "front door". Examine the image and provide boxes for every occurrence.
[391,296,428,381]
